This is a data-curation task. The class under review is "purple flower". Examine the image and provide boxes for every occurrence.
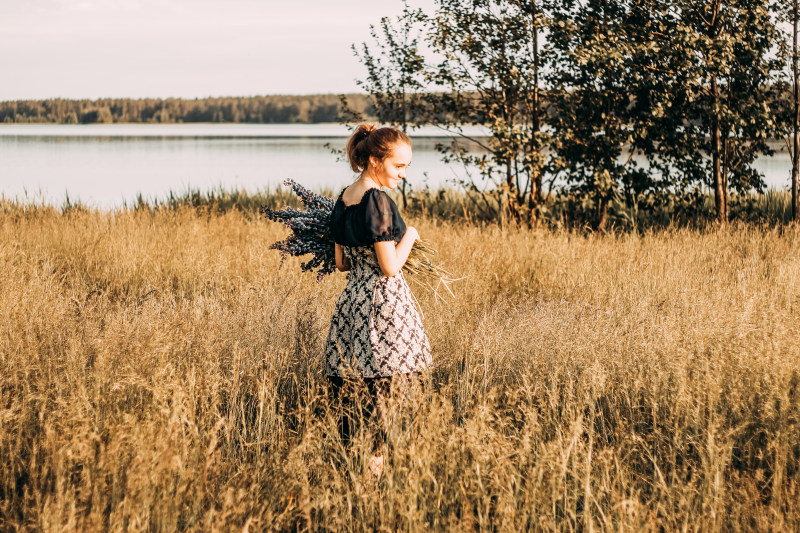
[261,181,336,280]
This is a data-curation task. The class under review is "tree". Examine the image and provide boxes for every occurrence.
[648,0,783,224]
[547,0,659,231]
[786,0,800,221]
[775,0,800,222]
[347,0,428,209]
[349,0,552,225]
[425,0,553,227]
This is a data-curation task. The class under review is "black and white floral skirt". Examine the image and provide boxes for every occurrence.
[324,245,432,378]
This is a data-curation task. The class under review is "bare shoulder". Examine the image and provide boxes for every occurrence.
[341,184,363,206]
[342,184,378,206]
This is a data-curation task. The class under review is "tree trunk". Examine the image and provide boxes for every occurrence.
[597,194,610,233]
[722,134,729,219]
[528,0,542,227]
[529,173,542,228]
[793,0,799,221]
[498,189,507,229]
[400,90,408,210]
[711,75,726,224]
[400,175,408,210]
[506,158,517,225]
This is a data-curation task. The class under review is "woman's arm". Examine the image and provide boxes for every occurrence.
[374,226,419,277]
[335,243,351,272]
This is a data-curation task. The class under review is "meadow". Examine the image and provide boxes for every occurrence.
[1,195,799,531]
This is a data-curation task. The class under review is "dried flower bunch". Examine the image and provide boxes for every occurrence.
[260,179,337,280]
[261,179,457,297]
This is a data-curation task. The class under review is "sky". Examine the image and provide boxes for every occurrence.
[0,0,434,101]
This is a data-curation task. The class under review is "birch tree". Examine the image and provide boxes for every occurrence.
[547,0,662,231]
[655,0,783,223]
[786,0,800,221]
[425,0,554,226]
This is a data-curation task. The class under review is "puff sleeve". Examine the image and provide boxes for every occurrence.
[363,189,407,244]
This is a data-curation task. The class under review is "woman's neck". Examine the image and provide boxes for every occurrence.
[357,173,381,189]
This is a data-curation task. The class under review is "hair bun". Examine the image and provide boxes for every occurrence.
[356,123,376,140]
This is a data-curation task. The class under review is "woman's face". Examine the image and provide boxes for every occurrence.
[370,142,412,189]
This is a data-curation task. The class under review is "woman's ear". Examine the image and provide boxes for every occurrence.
[368,155,379,171]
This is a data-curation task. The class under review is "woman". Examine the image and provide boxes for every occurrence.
[324,124,432,478]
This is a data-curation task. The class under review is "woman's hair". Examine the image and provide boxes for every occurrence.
[345,124,411,173]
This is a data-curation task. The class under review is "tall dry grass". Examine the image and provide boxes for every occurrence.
[1,199,799,531]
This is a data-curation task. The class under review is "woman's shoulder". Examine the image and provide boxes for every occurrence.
[363,188,398,213]
[330,188,345,216]
[333,187,348,205]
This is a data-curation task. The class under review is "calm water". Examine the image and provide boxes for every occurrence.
[0,124,793,209]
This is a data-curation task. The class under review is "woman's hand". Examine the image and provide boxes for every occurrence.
[405,226,420,242]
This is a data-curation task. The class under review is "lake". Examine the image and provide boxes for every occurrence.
[0,124,793,209]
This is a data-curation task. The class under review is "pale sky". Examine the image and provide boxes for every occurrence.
[0,0,434,100]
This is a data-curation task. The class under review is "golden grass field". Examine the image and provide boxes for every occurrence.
[1,200,799,531]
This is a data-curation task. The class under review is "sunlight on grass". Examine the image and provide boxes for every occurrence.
[1,196,798,530]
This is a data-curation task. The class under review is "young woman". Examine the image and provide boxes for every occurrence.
[324,124,432,478]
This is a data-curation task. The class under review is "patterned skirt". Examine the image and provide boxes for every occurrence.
[324,245,432,378]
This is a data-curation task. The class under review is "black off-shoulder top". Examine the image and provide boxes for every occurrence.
[330,187,407,246]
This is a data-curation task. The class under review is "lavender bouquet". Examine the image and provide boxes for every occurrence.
[261,179,456,297]
[260,179,337,281]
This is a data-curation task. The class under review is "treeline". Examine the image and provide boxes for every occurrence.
[354,0,800,228]
[0,94,375,125]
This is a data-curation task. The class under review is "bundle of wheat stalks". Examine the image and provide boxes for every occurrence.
[260,179,457,297]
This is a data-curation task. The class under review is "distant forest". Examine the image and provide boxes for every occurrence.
[0,94,376,124]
